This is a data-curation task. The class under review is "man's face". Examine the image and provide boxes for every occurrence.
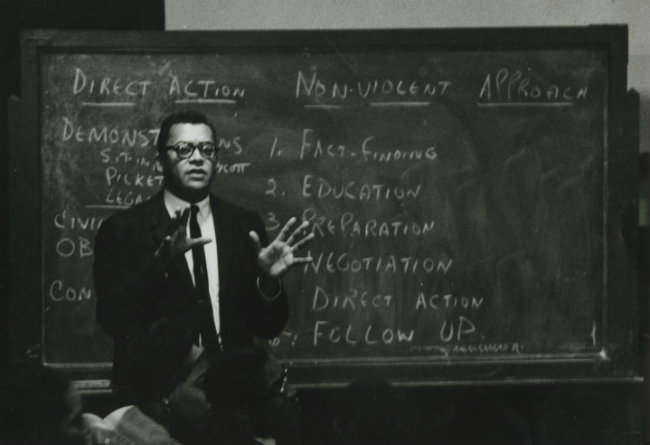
[161,123,216,198]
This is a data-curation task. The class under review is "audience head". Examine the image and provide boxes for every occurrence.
[0,363,90,445]
[335,378,407,445]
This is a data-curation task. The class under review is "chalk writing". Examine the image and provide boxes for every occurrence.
[311,286,393,311]
[215,136,244,155]
[265,212,282,232]
[304,251,453,275]
[440,315,477,342]
[478,68,588,105]
[445,342,522,354]
[99,149,158,171]
[415,293,484,311]
[302,207,435,238]
[361,140,437,163]
[299,129,438,162]
[104,167,163,188]
[61,118,159,146]
[72,68,152,98]
[302,175,422,201]
[313,321,415,346]
[39,44,612,369]
[48,279,93,302]
[55,236,93,258]
[169,76,245,100]
[103,188,149,206]
[215,162,251,175]
[296,71,452,100]
[54,211,103,232]
[265,178,279,198]
[269,331,299,348]
[409,342,522,355]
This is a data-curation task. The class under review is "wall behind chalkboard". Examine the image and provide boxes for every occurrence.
[12,28,637,385]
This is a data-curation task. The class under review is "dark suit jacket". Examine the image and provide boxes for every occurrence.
[93,191,288,393]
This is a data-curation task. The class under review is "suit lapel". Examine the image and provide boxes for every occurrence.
[210,195,233,293]
[150,191,195,295]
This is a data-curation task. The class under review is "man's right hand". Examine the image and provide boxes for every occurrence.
[154,207,212,267]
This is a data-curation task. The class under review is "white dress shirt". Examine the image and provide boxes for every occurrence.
[163,189,220,336]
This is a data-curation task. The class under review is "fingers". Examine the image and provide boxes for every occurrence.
[274,217,313,255]
[285,219,310,245]
[158,235,172,252]
[169,209,183,232]
[275,217,297,242]
[187,237,212,249]
[290,231,314,252]
[169,207,191,235]
[291,256,314,264]
[155,235,173,266]
[249,231,262,253]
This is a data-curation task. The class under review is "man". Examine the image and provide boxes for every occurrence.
[93,110,312,397]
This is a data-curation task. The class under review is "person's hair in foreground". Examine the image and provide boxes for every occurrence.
[0,363,89,445]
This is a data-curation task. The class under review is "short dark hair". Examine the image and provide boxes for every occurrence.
[0,364,73,444]
[157,111,217,154]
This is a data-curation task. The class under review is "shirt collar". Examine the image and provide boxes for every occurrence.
[163,189,211,219]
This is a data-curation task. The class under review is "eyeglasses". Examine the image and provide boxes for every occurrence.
[165,142,219,159]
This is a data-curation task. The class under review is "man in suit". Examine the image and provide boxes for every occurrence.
[93,110,313,397]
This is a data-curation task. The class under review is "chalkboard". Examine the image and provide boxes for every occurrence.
[9,27,638,386]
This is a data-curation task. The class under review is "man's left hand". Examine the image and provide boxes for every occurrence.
[249,217,314,278]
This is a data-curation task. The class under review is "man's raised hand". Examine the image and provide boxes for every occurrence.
[249,217,314,278]
[155,207,212,267]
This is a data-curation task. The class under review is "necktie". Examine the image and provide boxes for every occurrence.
[189,205,219,349]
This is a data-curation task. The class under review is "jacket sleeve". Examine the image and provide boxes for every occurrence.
[93,215,169,338]
[244,212,289,339]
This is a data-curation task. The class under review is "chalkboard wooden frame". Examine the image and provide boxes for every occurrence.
[8,26,639,388]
